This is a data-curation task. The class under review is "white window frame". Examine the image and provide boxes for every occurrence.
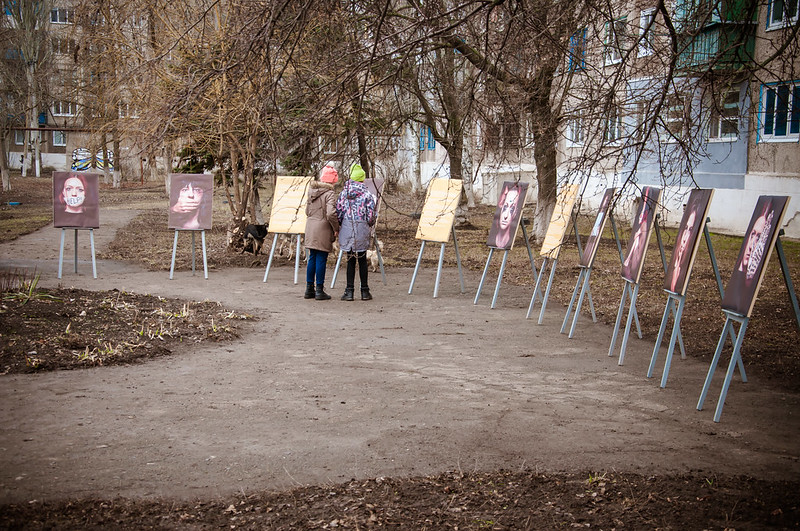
[638,9,656,57]
[50,7,74,24]
[708,89,740,141]
[566,110,584,147]
[52,36,75,55]
[663,94,686,142]
[604,17,627,66]
[604,106,624,143]
[767,0,799,30]
[52,100,76,116]
[118,102,139,119]
[758,81,800,142]
[14,130,25,145]
[53,130,67,147]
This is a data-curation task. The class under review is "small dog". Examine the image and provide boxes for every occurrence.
[367,239,384,272]
[242,224,268,255]
[277,234,306,262]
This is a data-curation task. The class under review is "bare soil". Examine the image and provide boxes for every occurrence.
[1,174,799,529]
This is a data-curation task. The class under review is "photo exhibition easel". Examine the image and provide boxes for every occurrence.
[408,178,465,298]
[169,230,208,280]
[608,187,663,365]
[57,228,97,279]
[561,188,619,338]
[474,181,537,308]
[330,177,387,288]
[648,189,716,387]
[698,196,796,422]
[525,183,579,321]
[262,176,312,284]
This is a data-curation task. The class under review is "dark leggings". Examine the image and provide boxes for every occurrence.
[345,251,368,290]
[306,249,329,285]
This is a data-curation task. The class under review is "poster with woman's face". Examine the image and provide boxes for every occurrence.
[579,188,615,268]
[722,195,789,318]
[168,173,213,230]
[487,181,528,250]
[53,171,100,229]
[621,186,661,284]
[664,189,714,295]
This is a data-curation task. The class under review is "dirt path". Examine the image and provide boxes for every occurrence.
[1,209,799,504]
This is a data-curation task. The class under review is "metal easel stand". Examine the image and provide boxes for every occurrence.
[330,234,387,289]
[560,264,598,337]
[58,228,97,279]
[647,291,688,387]
[775,230,800,331]
[169,229,208,280]
[528,210,580,324]
[608,279,643,365]
[475,222,537,309]
[408,226,465,298]
[697,310,749,423]
[262,233,302,284]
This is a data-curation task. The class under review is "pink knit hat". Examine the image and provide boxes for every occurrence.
[320,165,339,184]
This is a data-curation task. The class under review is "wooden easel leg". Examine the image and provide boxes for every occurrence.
[475,248,494,305]
[408,241,426,294]
[433,243,446,298]
[169,230,179,280]
[618,282,640,365]
[490,250,509,309]
[263,234,279,283]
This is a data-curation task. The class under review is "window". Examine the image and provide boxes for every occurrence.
[118,102,139,119]
[569,28,587,71]
[419,126,435,150]
[14,130,24,145]
[604,106,623,143]
[604,17,627,65]
[52,101,76,116]
[759,81,800,141]
[664,94,686,140]
[708,89,739,140]
[638,9,656,57]
[52,37,75,55]
[767,0,799,30]
[53,131,67,147]
[566,110,584,146]
[50,7,74,24]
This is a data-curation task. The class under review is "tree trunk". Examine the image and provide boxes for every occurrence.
[528,69,559,241]
[0,134,10,191]
[112,135,122,188]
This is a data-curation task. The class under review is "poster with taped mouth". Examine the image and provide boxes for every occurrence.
[168,173,214,230]
[53,171,101,229]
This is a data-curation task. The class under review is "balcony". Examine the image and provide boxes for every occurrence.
[676,0,756,71]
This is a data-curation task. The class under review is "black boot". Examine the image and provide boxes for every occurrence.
[361,287,372,301]
[315,284,331,300]
[304,282,315,299]
[341,288,354,301]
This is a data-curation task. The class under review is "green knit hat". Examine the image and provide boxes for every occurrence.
[350,163,365,182]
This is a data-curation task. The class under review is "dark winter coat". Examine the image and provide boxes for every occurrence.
[336,180,376,252]
[304,181,339,253]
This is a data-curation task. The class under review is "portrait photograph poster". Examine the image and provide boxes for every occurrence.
[664,189,714,296]
[579,188,615,268]
[539,183,579,260]
[415,178,463,243]
[53,171,100,229]
[721,195,790,318]
[267,176,312,235]
[486,181,529,250]
[168,173,213,230]
[621,186,662,284]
